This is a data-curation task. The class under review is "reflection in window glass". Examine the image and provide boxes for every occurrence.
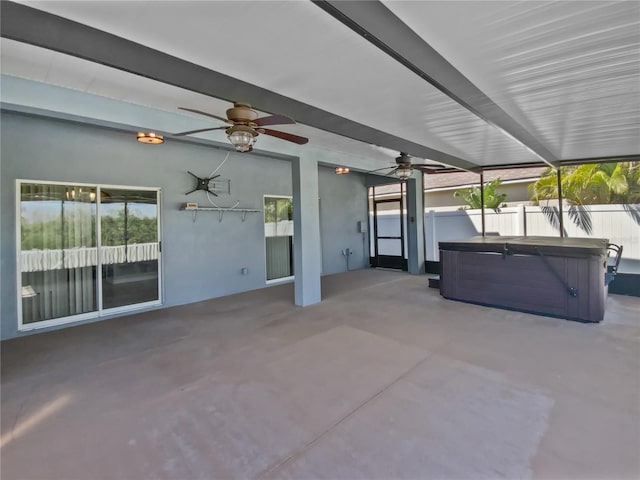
[264,196,293,280]
[101,189,160,309]
[18,182,161,327]
[20,183,97,324]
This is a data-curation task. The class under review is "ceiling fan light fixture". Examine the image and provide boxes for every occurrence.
[137,132,164,144]
[335,167,350,175]
[227,125,257,152]
[395,167,412,179]
[175,103,308,147]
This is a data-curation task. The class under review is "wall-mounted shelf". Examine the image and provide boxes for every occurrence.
[181,205,261,223]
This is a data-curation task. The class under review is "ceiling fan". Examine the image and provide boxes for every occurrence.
[369,153,452,179]
[173,102,309,152]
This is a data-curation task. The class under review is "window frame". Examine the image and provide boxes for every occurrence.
[263,194,294,284]
[16,179,163,331]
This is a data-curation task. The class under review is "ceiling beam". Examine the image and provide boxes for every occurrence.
[473,154,640,171]
[0,1,477,171]
[313,0,558,167]
[559,155,640,166]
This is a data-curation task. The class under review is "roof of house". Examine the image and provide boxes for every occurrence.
[371,167,547,197]
[424,167,547,191]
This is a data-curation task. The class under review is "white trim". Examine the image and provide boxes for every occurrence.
[96,185,104,313]
[14,178,160,191]
[18,311,98,332]
[15,179,23,330]
[18,300,163,332]
[16,179,163,332]
[156,189,163,305]
[101,299,162,316]
[265,276,294,285]
[263,194,293,200]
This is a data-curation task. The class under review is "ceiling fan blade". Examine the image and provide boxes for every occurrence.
[412,163,448,170]
[414,165,459,174]
[261,128,309,145]
[367,166,394,174]
[254,114,295,127]
[173,126,227,136]
[178,107,231,124]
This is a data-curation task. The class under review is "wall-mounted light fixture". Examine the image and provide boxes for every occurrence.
[137,132,164,144]
[335,167,350,175]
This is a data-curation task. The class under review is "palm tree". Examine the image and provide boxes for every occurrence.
[529,161,640,233]
[454,178,507,210]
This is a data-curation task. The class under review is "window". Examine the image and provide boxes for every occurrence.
[17,181,161,330]
[264,196,293,281]
[100,188,160,310]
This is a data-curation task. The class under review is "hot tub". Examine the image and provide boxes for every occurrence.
[439,236,609,323]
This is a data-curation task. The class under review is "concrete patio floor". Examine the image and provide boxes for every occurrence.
[2,269,639,479]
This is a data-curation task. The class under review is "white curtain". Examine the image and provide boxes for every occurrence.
[20,183,97,323]
[20,243,159,272]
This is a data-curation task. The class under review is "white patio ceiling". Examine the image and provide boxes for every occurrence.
[1,0,639,171]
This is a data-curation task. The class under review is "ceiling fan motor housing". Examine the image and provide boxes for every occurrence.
[396,153,412,166]
[226,103,258,124]
[174,102,308,148]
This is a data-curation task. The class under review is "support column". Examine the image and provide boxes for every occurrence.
[406,172,425,274]
[425,210,437,261]
[292,156,322,306]
[480,171,486,236]
[556,168,565,237]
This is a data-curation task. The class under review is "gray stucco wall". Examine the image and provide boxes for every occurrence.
[318,166,369,274]
[1,112,369,339]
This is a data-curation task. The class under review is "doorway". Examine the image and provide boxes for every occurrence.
[370,185,408,271]
[17,181,162,330]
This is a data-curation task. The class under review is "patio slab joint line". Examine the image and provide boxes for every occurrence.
[257,344,451,479]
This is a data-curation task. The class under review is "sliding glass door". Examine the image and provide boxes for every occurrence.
[20,183,98,325]
[18,181,161,330]
[100,188,160,310]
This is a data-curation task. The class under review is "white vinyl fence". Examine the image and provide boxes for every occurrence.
[370,205,639,273]
[424,204,640,273]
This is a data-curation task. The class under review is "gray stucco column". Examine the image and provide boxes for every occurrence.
[292,156,322,306]
[406,172,425,274]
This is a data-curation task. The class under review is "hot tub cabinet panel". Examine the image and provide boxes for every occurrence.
[439,237,608,323]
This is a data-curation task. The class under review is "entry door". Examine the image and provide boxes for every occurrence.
[372,198,407,270]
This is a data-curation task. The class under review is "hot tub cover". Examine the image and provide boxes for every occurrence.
[439,236,608,258]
